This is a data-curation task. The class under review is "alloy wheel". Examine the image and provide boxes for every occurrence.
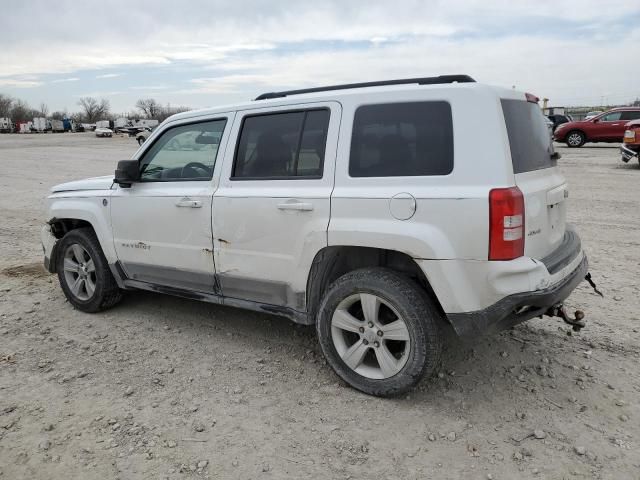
[62,243,97,301]
[331,293,410,379]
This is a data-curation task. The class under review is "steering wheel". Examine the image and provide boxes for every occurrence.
[181,162,210,178]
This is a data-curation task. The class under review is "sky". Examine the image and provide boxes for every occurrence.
[1,0,639,115]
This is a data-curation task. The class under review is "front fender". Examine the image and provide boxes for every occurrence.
[46,193,115,263]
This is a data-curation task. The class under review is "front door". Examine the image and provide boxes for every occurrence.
[213,103,341,309]
[110,116,231,292]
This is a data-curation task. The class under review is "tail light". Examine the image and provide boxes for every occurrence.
[623,130,636,143]
[489,187,525,261]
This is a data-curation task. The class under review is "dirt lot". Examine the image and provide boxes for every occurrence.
[0,133,639,479]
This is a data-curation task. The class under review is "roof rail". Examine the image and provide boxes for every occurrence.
[254,74,476,100]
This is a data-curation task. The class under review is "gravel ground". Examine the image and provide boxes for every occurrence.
[0,133,639,479]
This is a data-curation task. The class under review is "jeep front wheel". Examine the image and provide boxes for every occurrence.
[316,268,442,397]
[56,228,122,312]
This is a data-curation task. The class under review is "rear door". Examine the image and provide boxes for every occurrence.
[212,102,340,308]
[501,98,567,259]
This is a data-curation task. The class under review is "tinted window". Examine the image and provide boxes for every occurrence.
[349,102,453,177]
[501,99,555,174]
[620,110,640,121]
[232,109,329,179]
[139,119,226,182]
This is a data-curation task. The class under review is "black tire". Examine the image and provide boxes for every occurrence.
[316,267,443,397]
[56,227,122,313]
[565,130,586,148]
[137,137,144,146]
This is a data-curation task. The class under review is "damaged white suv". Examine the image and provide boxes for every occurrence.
[42,75,592,396]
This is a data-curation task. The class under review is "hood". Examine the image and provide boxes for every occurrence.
[51,175,114,193]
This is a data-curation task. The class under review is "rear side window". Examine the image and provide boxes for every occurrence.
[232,109,329,179]
[501,99,555,174]
[349,101,453,177]
[620,110,640,121]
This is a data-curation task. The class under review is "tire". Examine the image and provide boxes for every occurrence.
[56,228,122,313]
[316,267,443,397]
[565,130,586,148]
[137,137,144,146]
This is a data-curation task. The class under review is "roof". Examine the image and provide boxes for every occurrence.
[167,76,522,123]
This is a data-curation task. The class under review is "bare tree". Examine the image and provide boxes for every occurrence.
[0,94,13,117]
[77,97,110,122]
[39,102,49,117]
[50,111,66,120]
[135,98,161,119]
[10,99,36,121]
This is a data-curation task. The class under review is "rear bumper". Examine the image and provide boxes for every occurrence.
[447,254,588,339]
[621,144,639,162]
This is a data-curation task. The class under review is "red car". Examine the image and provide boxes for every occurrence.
[553,107,640,147]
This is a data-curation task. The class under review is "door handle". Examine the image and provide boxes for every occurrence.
[612,123,620,126]
[176,198,202,208]
[277,201,314,211]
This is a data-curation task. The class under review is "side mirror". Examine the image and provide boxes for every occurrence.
[592,118,599,123]
[114,159,139,188]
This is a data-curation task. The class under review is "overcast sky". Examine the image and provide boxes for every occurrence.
[1,0,639,114]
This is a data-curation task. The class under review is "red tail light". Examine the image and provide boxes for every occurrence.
[489,187,525,261]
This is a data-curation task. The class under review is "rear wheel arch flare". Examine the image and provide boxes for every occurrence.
[306,246,445,321]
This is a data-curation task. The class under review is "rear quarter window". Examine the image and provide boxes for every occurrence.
[349,101,453,177]
[501,99,555,174]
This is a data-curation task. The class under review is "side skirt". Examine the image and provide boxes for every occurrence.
[113,264,312,325]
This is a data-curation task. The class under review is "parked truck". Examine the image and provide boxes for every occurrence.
[0,117,13,133]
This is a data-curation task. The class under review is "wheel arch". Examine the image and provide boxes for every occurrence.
[306,246,445,323]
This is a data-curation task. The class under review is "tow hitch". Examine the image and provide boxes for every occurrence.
[546,304,586,332]
[544,272,603,332]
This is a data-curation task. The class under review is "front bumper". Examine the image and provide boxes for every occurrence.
[621,144,639,163]
[41,224,58,273]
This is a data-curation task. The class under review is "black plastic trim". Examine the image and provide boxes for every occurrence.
[255,75,476,100]
[540,225,581,275]
[447,254,588,339]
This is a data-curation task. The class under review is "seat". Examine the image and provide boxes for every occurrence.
[247,132,291,177]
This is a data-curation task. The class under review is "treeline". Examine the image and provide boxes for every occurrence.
[0,94,191,123]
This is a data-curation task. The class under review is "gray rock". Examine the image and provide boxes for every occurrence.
[124,386,134,397]
[39,440,51,451]
[574,446,586,455]
[197,460,208,469]
[193,421,205,432]
[533,429,546,439]
[446,432,456,441]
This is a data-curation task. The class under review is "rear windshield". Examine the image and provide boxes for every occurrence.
[501,99,556,174]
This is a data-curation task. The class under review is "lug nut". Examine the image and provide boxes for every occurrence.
[368,322,374,328]
[377,330,383,337]
[358,327,365,333]
[373,341,380,348]
[362,339,369,345]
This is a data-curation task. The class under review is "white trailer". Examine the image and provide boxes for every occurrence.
[50,119,65,133]
[19,122,32,133]
[32,117,50,132]
[135,119,159,128]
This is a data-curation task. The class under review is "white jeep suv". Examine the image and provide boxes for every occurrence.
[41,75,589,396]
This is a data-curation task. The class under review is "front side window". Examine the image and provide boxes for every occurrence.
[232,109,330,179]
[139,119,226,182]
[600,112,622,122]
[349,101,453,177]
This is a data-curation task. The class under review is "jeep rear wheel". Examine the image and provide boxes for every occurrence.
[316,268,442,397]
[566,130,585,148]
[56,228,122,312]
